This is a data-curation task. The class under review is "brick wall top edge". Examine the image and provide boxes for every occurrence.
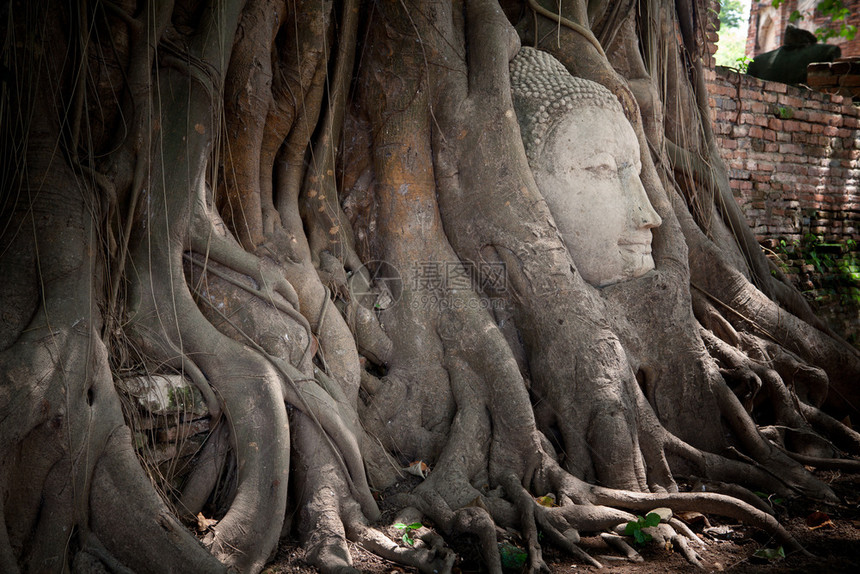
[714,68,860,115]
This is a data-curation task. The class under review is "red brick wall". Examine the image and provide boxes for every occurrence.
[708,68,860,247]
[707,2,860,341]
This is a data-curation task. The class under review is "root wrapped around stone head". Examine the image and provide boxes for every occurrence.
[3,1,859,573]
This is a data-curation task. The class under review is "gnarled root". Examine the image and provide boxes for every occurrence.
[291,411,450,574]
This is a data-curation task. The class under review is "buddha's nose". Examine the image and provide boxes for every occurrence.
[630,176,662,229]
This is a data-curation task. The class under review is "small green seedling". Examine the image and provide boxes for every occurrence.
[753,546,785,561]
[775,106,794,120]
[624,512,661,544]
[393,522,422,546]
[498,541,528,569]
[754,491,784,507]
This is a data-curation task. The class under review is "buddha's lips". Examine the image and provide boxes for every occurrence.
[618,238,653,254]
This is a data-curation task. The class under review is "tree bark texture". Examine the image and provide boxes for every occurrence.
[1,0,858,572]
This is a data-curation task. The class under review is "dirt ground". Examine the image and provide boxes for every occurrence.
[263,470,860,573]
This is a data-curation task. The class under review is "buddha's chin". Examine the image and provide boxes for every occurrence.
[631,253,655,278]
[629,253,656,278]
[579,251,656,287]
[586,255,655,287]
[613,252,655,284]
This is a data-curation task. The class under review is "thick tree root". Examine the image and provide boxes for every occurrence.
[291,412,448,574]
[537,458,808,556]
[178,423,231,517]
[90,428,228,573]
[11,2,860,574]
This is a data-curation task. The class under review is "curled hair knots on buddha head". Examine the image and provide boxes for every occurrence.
[510,47,624,164]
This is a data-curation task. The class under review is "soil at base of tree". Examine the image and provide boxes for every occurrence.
[264,469,860,573]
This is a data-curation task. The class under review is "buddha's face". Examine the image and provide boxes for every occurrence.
[532,107,662,286]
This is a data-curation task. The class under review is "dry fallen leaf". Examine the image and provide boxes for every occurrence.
[404,460,429,478]
[196,512,218,531]
[703,525,734,539]
[805,511,833,530]
[535,494,556,507]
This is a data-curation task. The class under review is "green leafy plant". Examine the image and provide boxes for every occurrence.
[714,1,749,68]
[393,522,422,546]
[735,55,753,73]
[498,541,528,569]
[815,0,857,40]
[772,235,860,310]
[775,105,794,119]
[772,0,857,41]
[753,546,786,561]
[624,512,661,544]
[718,0,746,28]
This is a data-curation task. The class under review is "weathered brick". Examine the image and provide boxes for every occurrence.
[764,81,787,93]
[707,58,860,278]
[732,124,750,138]
[778,95,804,108]
[749,102,769,114]
[784,120,811,132]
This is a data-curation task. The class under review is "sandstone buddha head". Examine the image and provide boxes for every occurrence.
[511,47,662,287]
